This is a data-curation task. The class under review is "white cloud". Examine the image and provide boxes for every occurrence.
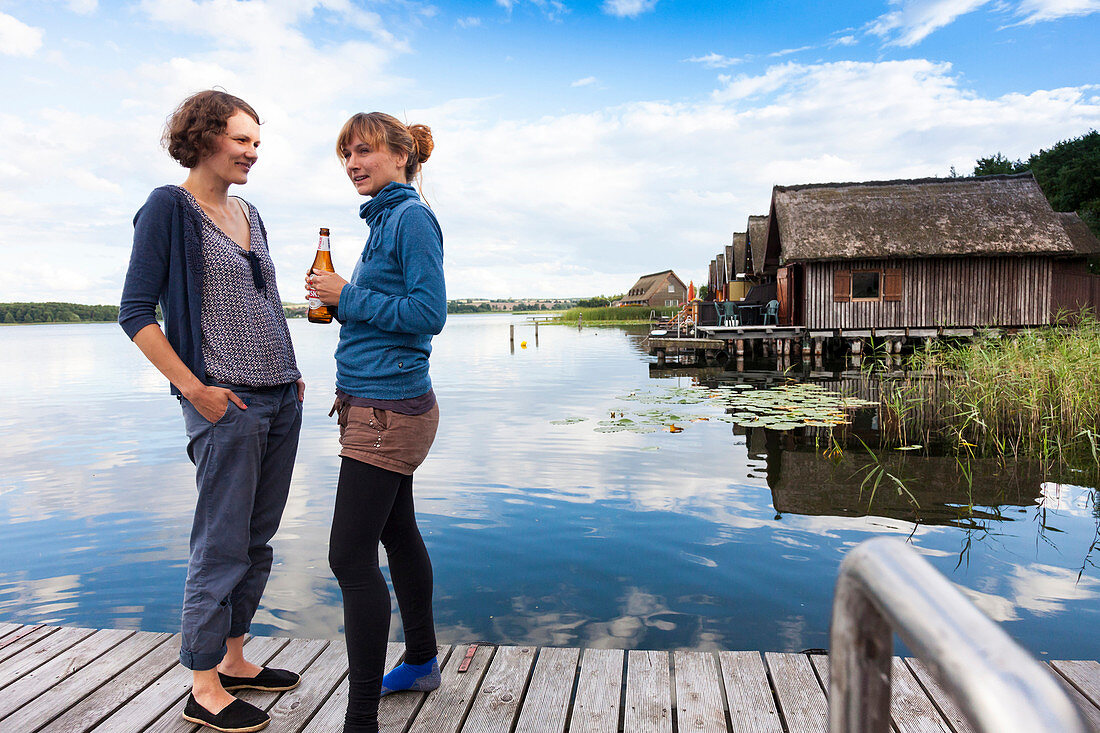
[602,0,658,18]
[685,52,749,69]
[456,16,482,28]
[770,45,815,57]
[571,76,599,87]
[496,0,570,20]
[1013,0,1100,23]
[868,0,1100,45]
[0,12,44,56]
[869,0,991,46]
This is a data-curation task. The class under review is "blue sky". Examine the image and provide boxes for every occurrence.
[1,0,1098,302]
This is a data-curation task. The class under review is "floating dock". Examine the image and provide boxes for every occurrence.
[1,622,1098,731]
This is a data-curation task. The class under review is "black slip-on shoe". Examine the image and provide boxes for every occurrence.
[218,666,301,692]
[182,694,270,733]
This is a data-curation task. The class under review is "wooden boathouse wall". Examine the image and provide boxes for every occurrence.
[802,256,1062,330]
[1053,259,1100,313]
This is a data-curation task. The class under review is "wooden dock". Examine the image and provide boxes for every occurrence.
[1,621,1098,732]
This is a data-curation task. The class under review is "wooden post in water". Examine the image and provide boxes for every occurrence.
[535,321,539,346]
[510,323,514,346]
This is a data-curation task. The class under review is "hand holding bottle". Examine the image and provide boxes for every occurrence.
[307,268,349,306]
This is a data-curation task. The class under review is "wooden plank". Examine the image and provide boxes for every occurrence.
[513,646,580,733]
[887,657,954,733]
[301,642,402,733]
[408,643,493,733]
[94,635,288,733]
[718,651,782,733]
[904,658,978,733]
[624,650,672,733]
[0,625,72,674]
[1049,663,1100,731]
[39,633,182,733]
[0,628,134,721]
[0,624,54,663]
[569,648,624,733]
[0,622,22,641]
[379,644,452,733]
[264,639,348,733]
[0,626,100,696]
[0,629,169,732]
[461,646,536,733]
[765,652,828,733]
[1051,660,1100,710]
[146,637,328,733]
[674,650,728,733]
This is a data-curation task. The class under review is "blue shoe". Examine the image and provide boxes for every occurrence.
[380,657,441,696]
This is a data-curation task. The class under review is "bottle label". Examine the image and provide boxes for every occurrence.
[310,231,329,309]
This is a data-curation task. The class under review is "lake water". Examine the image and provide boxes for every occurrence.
[1,315,1098,659]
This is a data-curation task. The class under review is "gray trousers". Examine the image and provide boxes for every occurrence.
[178,382,301,670]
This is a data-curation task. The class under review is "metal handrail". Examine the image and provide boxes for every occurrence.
[829,537,1090,733]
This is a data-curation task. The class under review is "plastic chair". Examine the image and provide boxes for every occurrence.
[722,302,741,326]
[763,299,779,325]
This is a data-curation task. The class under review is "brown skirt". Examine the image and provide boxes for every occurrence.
[333,399,439,475]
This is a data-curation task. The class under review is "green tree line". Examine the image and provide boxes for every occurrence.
[973,129,1099,237]
[0,302,120,324]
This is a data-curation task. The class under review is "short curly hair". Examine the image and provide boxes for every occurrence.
[162,90,260,168]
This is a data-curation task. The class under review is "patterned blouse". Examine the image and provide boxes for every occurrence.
[177,187,301,387]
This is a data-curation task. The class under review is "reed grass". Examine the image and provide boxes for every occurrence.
[556,305,677,323]
[878,313,1100,471]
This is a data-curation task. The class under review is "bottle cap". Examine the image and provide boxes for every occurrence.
[319,227,330,236]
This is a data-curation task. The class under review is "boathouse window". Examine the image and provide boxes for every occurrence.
[834,268,903,303]
[851,271,880,300]
[668,284,675,292]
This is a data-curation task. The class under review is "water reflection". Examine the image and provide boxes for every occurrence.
[0,318,1097,660]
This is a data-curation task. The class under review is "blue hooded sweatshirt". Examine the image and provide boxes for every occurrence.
[335,182,446,399]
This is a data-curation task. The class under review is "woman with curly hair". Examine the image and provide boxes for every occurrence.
[307,112,445,733]
[119,90,304,733]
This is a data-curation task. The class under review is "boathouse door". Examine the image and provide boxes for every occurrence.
[776,267,790,325]
[776,265,804,327]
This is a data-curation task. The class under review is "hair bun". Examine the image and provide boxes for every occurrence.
[408,124,434,164]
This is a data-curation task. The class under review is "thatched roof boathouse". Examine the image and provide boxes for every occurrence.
[746,215,769,278]
[761,173,1100,331]
[620,269,688,309]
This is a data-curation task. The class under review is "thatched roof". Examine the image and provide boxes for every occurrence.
[1058,212,1100,255]
[730,232,746,277]
[747,216,768,274]
[771,173,1079,262]
[621,269,686,305]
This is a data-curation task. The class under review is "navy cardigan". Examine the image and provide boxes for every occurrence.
[118,185,269,396]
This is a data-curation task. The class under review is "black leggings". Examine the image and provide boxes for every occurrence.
[329,457,437,733]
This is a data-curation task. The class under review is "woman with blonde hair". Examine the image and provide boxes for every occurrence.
[307,112,445,733]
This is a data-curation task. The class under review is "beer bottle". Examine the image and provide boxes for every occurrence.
[307,228,334,324]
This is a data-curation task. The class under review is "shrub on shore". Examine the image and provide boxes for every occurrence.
[557,305,677,323]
